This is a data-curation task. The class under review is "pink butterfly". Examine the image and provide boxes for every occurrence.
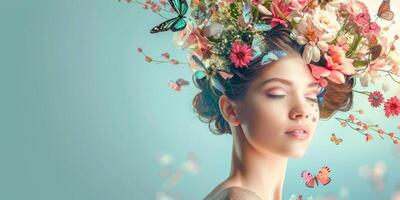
[168,78,189,91]
[301,166,332,188]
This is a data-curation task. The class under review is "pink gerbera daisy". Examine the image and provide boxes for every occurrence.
[368,91,384,107]
[384,96,400,117]
[229,40,253,68]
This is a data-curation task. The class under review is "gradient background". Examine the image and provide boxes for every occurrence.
[1,0,400,200]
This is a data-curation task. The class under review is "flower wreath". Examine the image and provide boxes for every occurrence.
[121,0,400,144]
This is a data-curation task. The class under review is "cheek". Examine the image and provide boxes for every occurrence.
[239,99,287,139]
[309,102,320,122]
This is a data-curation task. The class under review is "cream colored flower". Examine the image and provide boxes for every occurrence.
[293,11,336,63]
[312,8,341,41]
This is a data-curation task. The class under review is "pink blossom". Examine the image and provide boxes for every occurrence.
[354,12,371,27]
[362,22,381,39]
[310,45,355,84]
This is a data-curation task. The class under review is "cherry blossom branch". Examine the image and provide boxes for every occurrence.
[137,48,188,65]
[335,112,400,144]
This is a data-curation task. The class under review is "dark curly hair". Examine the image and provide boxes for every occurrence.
[192,24,355,135]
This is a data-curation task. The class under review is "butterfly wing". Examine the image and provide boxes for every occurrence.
[168,0,188,15]
[260,51,278,65]
[171,18,187,32]
[378,0,394,21]
[254,23,272,32]
[317,87,327,103]
[242,3,253,24]
[380,11,394,21]
[191,54,208,71]
[330,134,336,142]
[150,17,180,33]
[168,82,181,91]
[301,171,315,188]
[176,78,189,86]
[316,166,332,186]
[217,70,234,80]
[210,77,225,93]
[194,70,207,79]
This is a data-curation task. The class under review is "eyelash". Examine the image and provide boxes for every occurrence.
[267,95,318,103]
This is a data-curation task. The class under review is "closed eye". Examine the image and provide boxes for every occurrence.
[267,94,318,103]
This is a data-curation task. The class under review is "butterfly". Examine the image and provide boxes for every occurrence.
[260,50,288,65]
[377,0,394,21]
[369,44,383,61]
[242,3,253,24]
[168,78,189,91]
[316,86,327,104]
[150,0,188,33]
[330,133,343,145]
[301,166,332,188]
[191,54,233,93]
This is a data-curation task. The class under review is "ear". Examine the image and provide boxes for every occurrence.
[218,95,241,126]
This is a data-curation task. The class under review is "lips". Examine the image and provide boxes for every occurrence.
[285,125,310,140]
[285,125,310,135]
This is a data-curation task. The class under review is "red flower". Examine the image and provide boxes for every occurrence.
[229,41,253,68]
[368,91,384,107]
[384,96,400,117]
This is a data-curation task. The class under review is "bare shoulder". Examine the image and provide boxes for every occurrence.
[204,186,263,200]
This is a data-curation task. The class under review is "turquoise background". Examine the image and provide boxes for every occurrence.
[1,1,399,200]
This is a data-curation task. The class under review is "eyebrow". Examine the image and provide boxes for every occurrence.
[258,78,320,90]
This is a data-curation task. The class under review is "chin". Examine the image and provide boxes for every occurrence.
[284,149,308,158]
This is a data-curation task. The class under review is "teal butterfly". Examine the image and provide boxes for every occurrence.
[243,3,253,24]
[317,86,327,104]
[191,55,233,93]
[260,50,288,65]
[150,0,188,33]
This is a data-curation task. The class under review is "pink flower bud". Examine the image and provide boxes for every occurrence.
[161,52,170,59]
[170,59,179,65]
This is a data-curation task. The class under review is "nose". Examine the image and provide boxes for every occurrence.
[289,97,309,120]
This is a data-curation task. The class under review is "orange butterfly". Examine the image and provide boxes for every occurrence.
[168,78,189,91]
[301,166,332,188]
[330,133,343,145]
[377,0,394,21]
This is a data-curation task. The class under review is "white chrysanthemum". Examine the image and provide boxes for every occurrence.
[293,12,329,63]
[312,7,341,41]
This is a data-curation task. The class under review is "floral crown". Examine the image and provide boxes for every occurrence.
[121,0,400,144]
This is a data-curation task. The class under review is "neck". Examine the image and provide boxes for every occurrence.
[228,128,288,200]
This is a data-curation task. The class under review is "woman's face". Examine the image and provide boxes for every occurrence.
[235,52,321,158]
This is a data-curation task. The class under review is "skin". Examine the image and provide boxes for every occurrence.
[206,52,321,200]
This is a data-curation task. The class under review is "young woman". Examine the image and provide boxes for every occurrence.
[194,25,354,200]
